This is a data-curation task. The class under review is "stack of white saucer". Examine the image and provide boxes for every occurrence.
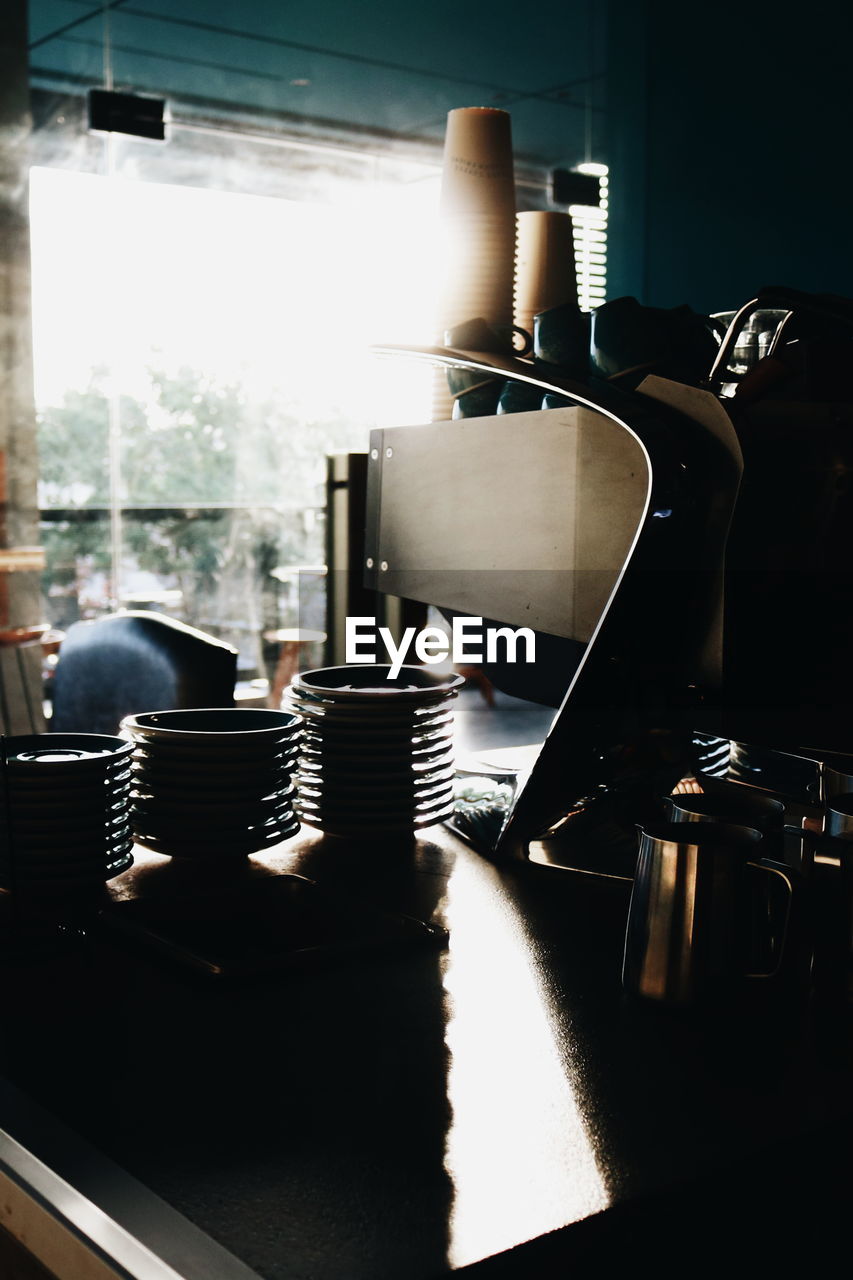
[286,665,463,838]
[0,734,135,892]
[122,708,301,859]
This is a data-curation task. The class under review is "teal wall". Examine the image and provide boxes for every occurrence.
[606,1,853,312]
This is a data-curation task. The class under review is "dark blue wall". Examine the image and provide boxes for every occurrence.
[606,0,853,313]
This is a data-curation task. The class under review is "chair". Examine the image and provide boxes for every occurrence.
[0,627,49,735]
[49,611,238,735]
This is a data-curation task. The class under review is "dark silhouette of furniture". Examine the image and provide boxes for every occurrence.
[0,625,64,735]
[49,611,238,735]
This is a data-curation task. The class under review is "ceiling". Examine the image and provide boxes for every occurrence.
[27,0,607,168]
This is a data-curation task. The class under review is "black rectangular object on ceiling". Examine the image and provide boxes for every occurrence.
[87,88,166,140]
[551,168,600,208]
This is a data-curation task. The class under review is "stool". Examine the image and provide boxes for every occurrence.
[0,624,64,734]
[455,664,496,707]
[264,628,326,709]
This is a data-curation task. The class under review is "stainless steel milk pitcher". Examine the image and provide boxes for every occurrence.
[623,822,797,1005]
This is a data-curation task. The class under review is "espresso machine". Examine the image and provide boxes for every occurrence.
[369,286,853,877]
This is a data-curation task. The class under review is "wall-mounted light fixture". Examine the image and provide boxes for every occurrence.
[551,165,609,309]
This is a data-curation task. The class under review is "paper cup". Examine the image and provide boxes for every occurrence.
[514,211,578,337]
[439,107,516,219]
[432,109,518,420]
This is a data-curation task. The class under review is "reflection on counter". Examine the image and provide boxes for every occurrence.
[441,852,609,1267]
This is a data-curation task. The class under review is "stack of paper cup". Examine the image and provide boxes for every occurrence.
[514,211,579,339]
[432,107,517,421]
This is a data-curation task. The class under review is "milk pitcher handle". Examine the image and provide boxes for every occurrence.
[745,857,802,981]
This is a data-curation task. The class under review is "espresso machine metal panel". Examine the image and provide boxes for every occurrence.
[365,406,650,642]
[364,377,743,865]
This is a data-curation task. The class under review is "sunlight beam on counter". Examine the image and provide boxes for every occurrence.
[441,855,610,1269]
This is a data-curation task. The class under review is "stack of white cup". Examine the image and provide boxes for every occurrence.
[432,107,517,421]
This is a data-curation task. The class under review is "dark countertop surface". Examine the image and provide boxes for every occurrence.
[1,826,852,1278]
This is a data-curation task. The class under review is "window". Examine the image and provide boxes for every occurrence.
[30,119,442,678]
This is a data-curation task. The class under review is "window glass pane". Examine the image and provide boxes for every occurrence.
[29,135,442,680]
